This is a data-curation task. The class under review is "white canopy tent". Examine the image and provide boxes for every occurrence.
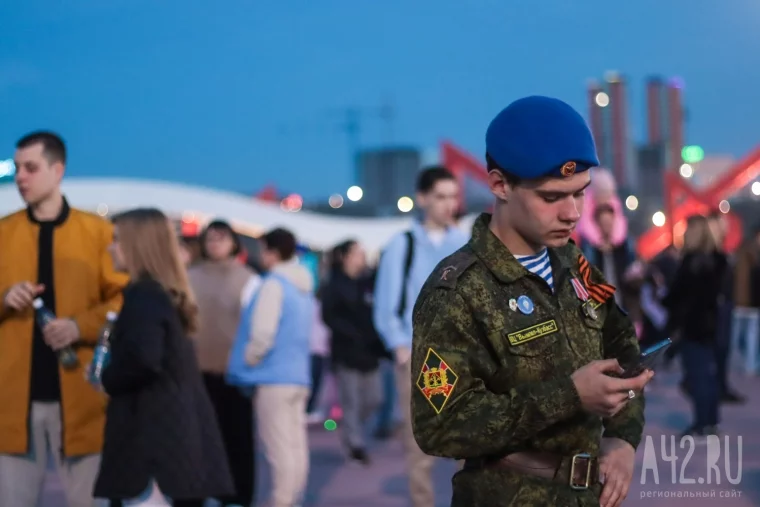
[0,178,475,254]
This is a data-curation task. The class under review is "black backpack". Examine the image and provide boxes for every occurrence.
[377,230,416,319]
[396,231,415,319]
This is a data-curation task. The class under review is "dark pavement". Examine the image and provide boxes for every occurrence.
[41,361,760,506]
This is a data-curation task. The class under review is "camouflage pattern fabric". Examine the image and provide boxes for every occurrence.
[411,213,644,507]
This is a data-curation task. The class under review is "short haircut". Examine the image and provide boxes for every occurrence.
[199,219,242,259]
[16,131,67,165]
[416,166,456,194]
[261,227,297,261]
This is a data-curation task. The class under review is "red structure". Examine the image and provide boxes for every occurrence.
[255,185,279,203]
[637,146,760,260]
[440,141,489,213]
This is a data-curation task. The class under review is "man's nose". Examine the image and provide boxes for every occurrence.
[559,198,581,222]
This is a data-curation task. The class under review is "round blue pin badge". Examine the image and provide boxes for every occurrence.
[517,295,534,315]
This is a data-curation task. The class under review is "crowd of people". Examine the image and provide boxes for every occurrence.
[578,200,759,438]
[0,125,758,507]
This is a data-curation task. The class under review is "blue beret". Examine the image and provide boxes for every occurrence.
[486,96,600,180]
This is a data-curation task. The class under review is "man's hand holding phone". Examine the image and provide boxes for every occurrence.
[571,359,654,418]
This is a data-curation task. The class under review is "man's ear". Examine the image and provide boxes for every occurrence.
[487,169,513,202]
[414,191,427,210]
[52,161,65,183]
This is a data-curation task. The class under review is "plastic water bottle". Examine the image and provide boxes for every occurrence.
[32,298,79,370]
[88,311,117,385]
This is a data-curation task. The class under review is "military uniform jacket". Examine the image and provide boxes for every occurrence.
[411,213,644,466]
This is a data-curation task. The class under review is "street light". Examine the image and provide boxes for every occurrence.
[328,194,344,209]
[679,163,693,178]
[751,182,760,196]
[652,211,666,227]
[719,200,730,213]
[346,186,363,202]
[595,92,610,107]
[625,195,639,211]
[397,196,413,213]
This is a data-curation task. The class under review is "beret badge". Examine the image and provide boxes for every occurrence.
[560,161,576,177]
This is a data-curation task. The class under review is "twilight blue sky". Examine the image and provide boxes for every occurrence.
[1,0,759,199]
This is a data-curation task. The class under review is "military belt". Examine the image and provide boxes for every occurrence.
[463,451,599,490]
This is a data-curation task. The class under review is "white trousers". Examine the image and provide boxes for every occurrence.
[0,401,103,507]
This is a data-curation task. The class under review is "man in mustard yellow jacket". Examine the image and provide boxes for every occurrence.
[0,131,128,507]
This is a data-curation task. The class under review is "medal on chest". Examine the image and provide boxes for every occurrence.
[571,277,598,321]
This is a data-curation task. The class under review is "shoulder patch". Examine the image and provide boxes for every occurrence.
[416,348,458,414]
[433,248,477,290]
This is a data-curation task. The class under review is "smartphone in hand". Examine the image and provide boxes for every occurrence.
[620,338,672,379]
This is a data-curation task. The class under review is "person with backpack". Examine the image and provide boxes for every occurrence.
[372,166,468,507]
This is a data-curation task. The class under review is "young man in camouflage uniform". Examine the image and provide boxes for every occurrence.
[410,96,654,507]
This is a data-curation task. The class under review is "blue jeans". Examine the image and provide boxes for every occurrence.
[680,341,720,428]
[715,302,733,392]
[731,308,760,374]
[375,359,397,431]
[307,355,327,413]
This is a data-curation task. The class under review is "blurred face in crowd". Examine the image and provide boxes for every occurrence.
[178,241,192,266]
[109,225,127,272]
[204,227,235,261]
[14,143,64,207]
[259,244,279,271]
[683,216,715,254]
[708,215,726,248]
[596,210,615,240]
[342,242,367,277]
[417,179,459,228]
[490,169,591,251]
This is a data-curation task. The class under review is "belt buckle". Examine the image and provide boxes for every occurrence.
[569,452,592,490]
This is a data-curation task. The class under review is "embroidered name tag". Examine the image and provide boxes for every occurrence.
[507,320,559,346]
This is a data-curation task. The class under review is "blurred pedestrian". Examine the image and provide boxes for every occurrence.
[0,131,128,507]
[94,208,233,506]
[188,220,260,507]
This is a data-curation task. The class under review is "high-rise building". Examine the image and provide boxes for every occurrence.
[587,72,633,192]
[645,76,685,172]
[356,147,421,215]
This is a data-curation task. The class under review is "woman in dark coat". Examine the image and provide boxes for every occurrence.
[94,208,234,507]
[321,239,389,464]
[663,214,728,438]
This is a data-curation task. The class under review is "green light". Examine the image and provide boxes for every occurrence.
[323,419,337,431]
[681,145,704,164]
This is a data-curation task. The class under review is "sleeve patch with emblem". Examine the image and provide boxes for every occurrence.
[416,348,459,414]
